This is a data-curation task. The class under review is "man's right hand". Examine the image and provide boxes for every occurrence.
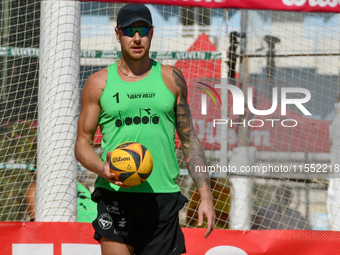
[101,151,130,188]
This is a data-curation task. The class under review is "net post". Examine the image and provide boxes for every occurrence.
[229,10,252,230]
[36,0,80,221]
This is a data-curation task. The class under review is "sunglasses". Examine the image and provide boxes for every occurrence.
[118,26,152,37]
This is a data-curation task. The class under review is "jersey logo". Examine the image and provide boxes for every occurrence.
[115,108,160,127]
[127,92,156,99]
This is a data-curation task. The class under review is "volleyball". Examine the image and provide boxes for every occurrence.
[109,142,153,186]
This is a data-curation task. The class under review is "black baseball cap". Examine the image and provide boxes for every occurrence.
[117,4,153,27]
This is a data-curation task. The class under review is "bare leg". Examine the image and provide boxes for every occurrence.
[100,237,134,255]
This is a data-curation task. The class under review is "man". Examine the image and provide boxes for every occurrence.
[251,185,311,230]
[24,168,97,223]
[75,4,215,255]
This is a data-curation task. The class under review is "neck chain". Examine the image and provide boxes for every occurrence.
[119,60,152,79]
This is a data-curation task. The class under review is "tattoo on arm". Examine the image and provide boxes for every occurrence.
[172,69,210,190]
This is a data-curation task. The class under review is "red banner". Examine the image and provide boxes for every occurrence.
[1,222,340,255]
[84,0,340,13]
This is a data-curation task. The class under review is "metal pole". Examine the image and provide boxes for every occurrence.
[229,10,252,230]
[238,10,249,147]
[218,8,229,169]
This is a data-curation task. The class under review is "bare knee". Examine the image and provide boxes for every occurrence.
[100,237,134,255]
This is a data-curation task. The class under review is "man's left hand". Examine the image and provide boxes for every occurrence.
[197,198,216,238]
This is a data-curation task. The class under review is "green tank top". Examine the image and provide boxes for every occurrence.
[77,182,97,222]
[95,60,180,193]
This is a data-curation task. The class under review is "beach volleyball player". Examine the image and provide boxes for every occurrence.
[75,4,215,255]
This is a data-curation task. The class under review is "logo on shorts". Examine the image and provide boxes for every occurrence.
[98,213,113,230]
[113,228,129,236]
[119,218,126,228]
[106,201,120,215]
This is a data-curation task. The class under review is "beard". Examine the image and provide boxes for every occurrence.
[121,41,151,61]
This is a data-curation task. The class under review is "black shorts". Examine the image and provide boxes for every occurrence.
[91,188,188,255]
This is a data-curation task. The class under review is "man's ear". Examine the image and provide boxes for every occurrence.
[150,26,154,40]
[115,27,120,42]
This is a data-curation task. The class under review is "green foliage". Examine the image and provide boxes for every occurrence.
[0,120,37,163]
[0,120,37,221]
